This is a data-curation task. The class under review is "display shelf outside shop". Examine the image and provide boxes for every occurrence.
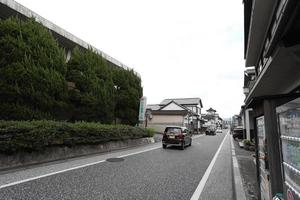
[283,162,300,194]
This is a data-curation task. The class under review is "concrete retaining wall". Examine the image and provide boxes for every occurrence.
[0,137,154,171]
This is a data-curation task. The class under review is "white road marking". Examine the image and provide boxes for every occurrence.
[190,131,229,200]
[0,160,105,189]
[0,134,206,189]
[118,135,204,158]
[0,146,161,189]
[230,135,246,200]
[193,134,204,139]
[118,146,160,158]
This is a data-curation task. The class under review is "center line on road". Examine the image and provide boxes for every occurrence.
[118,146,161,158]
[0,145,161,189]
[190,131,229,200]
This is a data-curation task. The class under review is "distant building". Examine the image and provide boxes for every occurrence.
[231,114,241,128]
[145,98,203,133]
[202,108,222,129]
[206,108,216,115]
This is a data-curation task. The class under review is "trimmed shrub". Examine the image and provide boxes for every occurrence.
[66,47,115,123]
[145,128,156,137]
[0,17,68,120]
[0,16,143,125]
[112,68,143,125]
[67,47,143,125]
[243,139,254,146]
[0,120,152,154]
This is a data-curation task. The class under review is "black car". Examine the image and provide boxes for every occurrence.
[162,126,192,150]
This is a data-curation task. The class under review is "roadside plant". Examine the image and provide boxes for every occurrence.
[243,139,254,146]
[0,17,68,120]
[0,16,143,125]
[0,120,153,154]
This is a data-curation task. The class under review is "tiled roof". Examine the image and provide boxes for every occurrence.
[159,101,188,111]
[207,107,216,112]
[159,101,199,116]
[202,114,215,120]
[146,104,161,111]
[160,98,202,106]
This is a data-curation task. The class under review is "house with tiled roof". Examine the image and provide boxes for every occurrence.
[202,107,223,130]
[145,98,203,133]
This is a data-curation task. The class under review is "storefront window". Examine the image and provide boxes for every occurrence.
[277,98,300,200]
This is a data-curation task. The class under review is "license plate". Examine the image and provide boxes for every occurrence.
[168,135,175,139]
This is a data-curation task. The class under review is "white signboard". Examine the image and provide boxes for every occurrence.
[139,97,147,121]
[256,116,271,200]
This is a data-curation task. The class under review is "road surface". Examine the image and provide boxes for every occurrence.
[0,130,233,200]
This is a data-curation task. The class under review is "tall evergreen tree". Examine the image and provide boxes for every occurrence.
[67,47,115,123]
[0,17,143,125]
[0,17,68,120]
[112,68,143,125]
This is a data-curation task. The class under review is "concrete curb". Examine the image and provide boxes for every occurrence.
[230,135,247,200]
[0,137,155,171]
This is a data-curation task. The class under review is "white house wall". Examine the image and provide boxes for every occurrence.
[149,115,184,125]
[146,125,166,133]
[147,114,185,133]
[186,106,194,112]
[161,103,184,111]
[186,106,200,115]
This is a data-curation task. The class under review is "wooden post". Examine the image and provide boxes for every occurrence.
[263,99,283,197]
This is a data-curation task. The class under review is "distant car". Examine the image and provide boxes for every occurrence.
[162,126,192,150]
[205,123,216,135]
[216,129,222,133]
[205,126,216,135]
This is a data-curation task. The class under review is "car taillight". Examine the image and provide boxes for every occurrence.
[163,132,167,139]
[178,133,184,139]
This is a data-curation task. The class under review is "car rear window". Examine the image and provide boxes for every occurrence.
[165,127,181,133]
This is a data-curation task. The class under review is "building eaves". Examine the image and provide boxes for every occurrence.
[150,110,189,115]
[0,0,138,76]
[245,0,277,67]
[159,101,199,116]
[160,98,202,107]
[206,107,216,112]
[146,104,161,111]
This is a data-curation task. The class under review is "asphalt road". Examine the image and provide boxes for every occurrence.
[0,131,230,200]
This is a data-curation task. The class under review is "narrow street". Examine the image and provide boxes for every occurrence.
[0,131,233,200]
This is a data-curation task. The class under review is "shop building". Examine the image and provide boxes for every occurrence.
[243,0,300,199]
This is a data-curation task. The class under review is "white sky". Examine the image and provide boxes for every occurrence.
[16,0,245,118]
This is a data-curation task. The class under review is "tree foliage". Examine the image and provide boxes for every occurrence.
[112,68,143,125]
[67,47,115,123]
[0,17,143,125]
[0,17,68,120]
[0,120,152,154]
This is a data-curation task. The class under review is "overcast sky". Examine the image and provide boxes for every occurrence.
[16,0,245,118]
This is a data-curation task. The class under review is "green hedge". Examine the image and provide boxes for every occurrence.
[0,120,152,154]
[0,17,69,120]
[145,128,156,137]
[0,17,143,125]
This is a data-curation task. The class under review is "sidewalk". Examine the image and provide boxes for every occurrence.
[198,132,256,200]
[232,138,258,200]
